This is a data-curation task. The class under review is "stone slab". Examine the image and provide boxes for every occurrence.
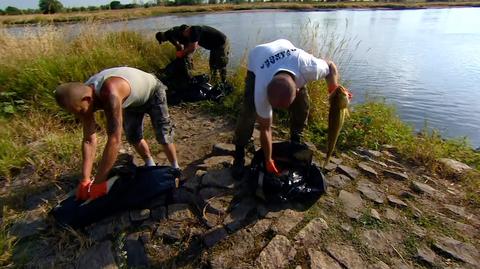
[255,235,296,269]
[338,190,365,220]
[357,179,385,204]
[294,217,329,247]
[77,241,117,269]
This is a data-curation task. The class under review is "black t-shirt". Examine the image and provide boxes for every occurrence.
[165,25,227,50]
[164,25,189,46]
[188,25,227,50]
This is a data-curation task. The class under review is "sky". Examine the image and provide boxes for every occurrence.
[0,0,133,9]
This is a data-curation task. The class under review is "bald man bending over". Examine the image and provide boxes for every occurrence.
[232,39,341,179]
[55,67,178,201]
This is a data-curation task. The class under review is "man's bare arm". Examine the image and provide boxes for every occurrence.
[81,114,97,182]
[95,88,123,183]
[325,61,339,91]
[257,115,273,163]
[182,42,197,55]
[170,39,184,51]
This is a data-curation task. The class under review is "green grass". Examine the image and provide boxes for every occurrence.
[402,234,421,258]
[357,212,387,230]
[463,171,480,207]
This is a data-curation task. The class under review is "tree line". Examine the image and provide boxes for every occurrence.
[0,0,156,15]
[0,0,455,15]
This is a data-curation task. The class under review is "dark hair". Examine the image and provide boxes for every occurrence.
[155,32,164,43]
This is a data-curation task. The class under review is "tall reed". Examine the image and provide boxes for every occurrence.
[0,23,175,116]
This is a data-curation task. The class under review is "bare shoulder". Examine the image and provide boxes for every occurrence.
[100,77,130,102]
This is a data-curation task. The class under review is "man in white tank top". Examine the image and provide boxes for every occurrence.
[232,39,343,179]
[55,67,179,201]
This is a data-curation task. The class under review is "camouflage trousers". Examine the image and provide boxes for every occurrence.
[209,41,230,83]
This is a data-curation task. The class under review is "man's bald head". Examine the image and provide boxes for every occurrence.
[267,72,297,109]
[55,82,93,114]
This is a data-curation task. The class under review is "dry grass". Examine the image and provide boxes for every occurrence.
[0,26,66,65]
[0,111,86,180]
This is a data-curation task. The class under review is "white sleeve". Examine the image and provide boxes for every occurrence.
[247,48,257,71]
[300,57,330,82]
[314,58,330,80]
[254,79,272,119]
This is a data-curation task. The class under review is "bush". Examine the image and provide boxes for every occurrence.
[124,4,140,9]
[39,0,64,14]
[110,1,123,10]
[87,6,99,11]
[174,0,203,5]
[5,6,22,15]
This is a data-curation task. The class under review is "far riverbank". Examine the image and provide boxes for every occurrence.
[1,1,480,26]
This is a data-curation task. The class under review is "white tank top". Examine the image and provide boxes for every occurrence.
[85,67,159,108]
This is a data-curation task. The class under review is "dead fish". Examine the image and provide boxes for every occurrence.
[323,86,350,169]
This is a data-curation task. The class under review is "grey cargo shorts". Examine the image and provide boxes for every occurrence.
[123,81,174,145]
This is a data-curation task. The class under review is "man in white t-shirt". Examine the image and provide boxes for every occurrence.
[232,39,342,178]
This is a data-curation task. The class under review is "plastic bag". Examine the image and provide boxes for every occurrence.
[250,142,327,203]
[50,163,180,229]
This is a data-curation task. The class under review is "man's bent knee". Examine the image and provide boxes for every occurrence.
[155,125,175,145]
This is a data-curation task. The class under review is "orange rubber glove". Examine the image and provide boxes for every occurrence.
[76,179,92,201]
[328,83,339,94]
[266,159,281,176]
[175,50,185,58]
[88,181,108,200]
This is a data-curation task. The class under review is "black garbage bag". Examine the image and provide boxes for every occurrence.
[159,58,233,105]
[250,141,327,203]
[183,74,212,102]
[50,165,180,229]
[208,82,234,102]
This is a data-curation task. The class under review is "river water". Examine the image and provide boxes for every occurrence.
[8,7,480,146]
